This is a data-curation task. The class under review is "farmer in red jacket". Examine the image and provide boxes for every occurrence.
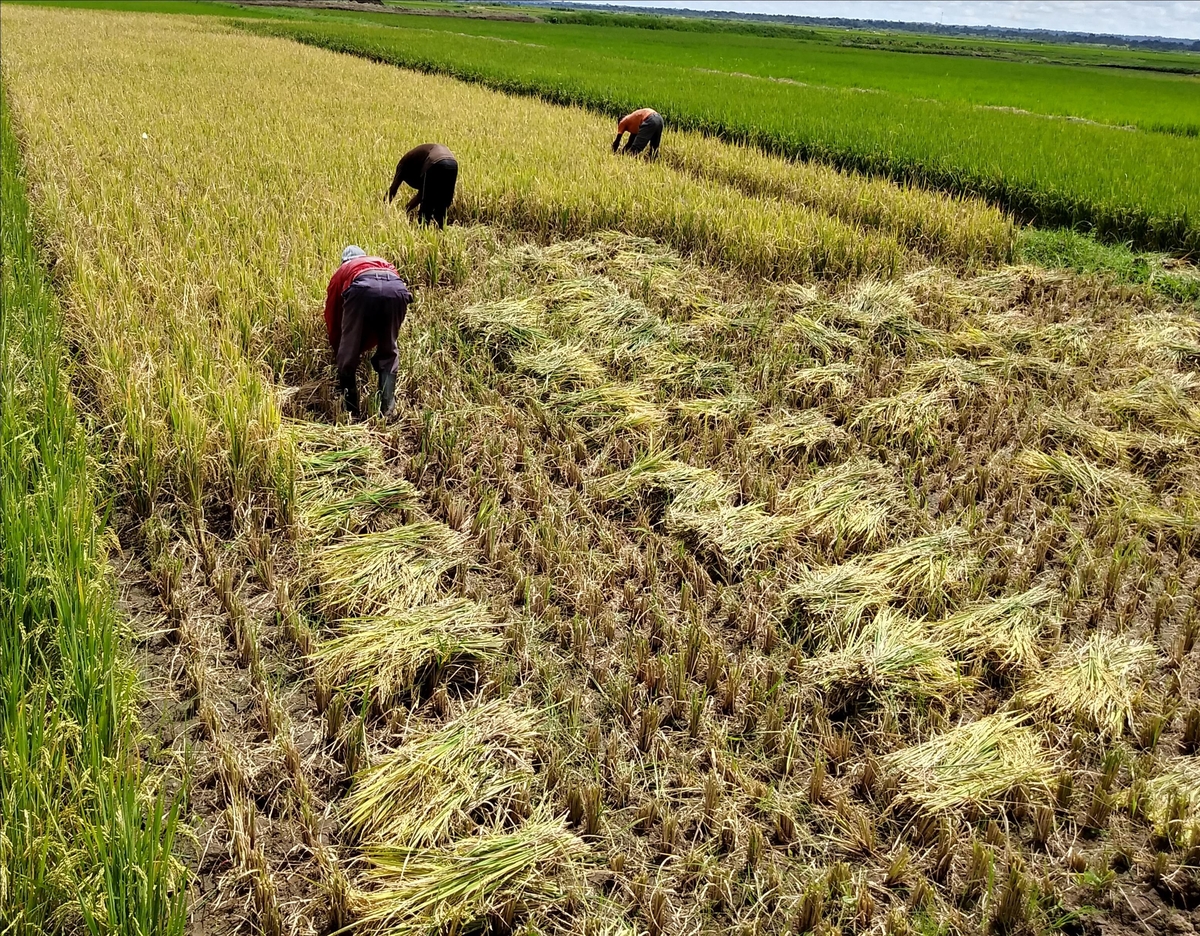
[612,108,663,157]
[324,245,413,418]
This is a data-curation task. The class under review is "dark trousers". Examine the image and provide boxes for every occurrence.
[418,157,458,227]
[626,113,663,155]
[337,271,411,379]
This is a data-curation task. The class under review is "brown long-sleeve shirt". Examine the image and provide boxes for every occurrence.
[387,143,455,203]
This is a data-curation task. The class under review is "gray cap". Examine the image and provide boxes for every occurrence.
[341,245,366,264]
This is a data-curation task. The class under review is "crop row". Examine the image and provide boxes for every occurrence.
[242,16,1200,253]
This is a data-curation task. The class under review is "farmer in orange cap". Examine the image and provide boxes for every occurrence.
[612,107,663,157]
[325,245,413,419]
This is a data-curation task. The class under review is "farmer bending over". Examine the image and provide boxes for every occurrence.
[387,143,458,227]
[612,108,663,157]
[325,245,413,419]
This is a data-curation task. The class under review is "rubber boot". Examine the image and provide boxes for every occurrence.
[378,369,397,419]
[338,368,360,419]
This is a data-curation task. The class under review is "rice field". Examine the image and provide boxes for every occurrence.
[2,4,1199,936]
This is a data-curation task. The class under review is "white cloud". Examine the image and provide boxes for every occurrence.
[595,1,1200,40]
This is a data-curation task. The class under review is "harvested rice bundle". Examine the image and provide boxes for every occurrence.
[1090,372,1200,438]
[788,362,859,400]
[354,813,584,934]
[802,608,967,702]
[511,341,606,388]
[297,480,422,539]
[309,521,465,616]
[783,456,909,549]
[458,298,547,351]
[591,452,731,513]
[1143,758,1200,847]
[344,699,537,845]
[747,410,848,462]
[551,383,662,433]
[883,713,1055,812]
[666,501,802,574]
[313,599,502,706]
[932,584,1061,670]
[853,387,950,451]
[1018,632,1157,737]
[1015,448,1150,505]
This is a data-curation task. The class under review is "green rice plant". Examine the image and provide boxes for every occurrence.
[931,584,1059,669]
[1015,448,1150,504]
[308,521,466,616]
[511,340,606,388]
[883,713,1055,812]
[801,608,967,701]
[747,410,848,462]
[783,457,909,549]
[313,599,503,706]
[343,700,538,846]
[353,814,585,934]
[1018,633,1158,737]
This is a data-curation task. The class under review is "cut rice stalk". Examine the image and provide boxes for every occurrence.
[802,608,967,701]
[666,501,802,573]
[458,298,547,350]
[1018,632,1157,738]
[1015,448,1150,505]
[552,383,663,432]
[297,479,422,539]
[783,456,909,549]
[883,713,1055,813]
[309,521,465,616]
[344,699,537,846]
[1143,758,1200,847]
[747,410,848,462]
[853,387,949,450]
[933,584,1060,670]
[511,340,606,388]
[314,599,502,706]
[354,814,584,934]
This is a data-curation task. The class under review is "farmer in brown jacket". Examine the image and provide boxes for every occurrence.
[387,143,458,227]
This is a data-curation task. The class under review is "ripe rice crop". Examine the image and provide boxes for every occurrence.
[242,14,1200,252]
[3,5,1200,935]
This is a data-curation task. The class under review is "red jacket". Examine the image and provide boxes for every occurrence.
[324,256,400,350]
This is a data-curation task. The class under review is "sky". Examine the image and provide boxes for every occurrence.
[594,1,1200,40]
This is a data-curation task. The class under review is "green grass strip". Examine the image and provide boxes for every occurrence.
[1,83,187,935]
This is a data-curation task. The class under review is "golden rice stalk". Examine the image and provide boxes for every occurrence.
[671,394,756,425]
[1143,758,1200,846]
[551,383,662,432]
[313,599,502,705]
[1018,632,1157,737]
[1014,448,1150,504]
[785,563,895,635]
[458,298,547,350]
[836,279,938,350]
[932,584,1059,669]
[344,699,537,846]
[291,421,383,480]
[667,502,802,572]
[866,528,979,605]
[353,814,584,934]
[297,479,422,539]
[788,362,859,400]
[779,311,857,360]
[511,340,605,388]
[883,713,1055,812]
[591,452,731,511]
[853,387,949,450]
[1090,373,1200,437]
[904,356,995,392]
[648,351,736,395]
[1038,408,1139,463]
[308,521,465,616]
[802,608,967,700]
[747,410,848,461]
[783,456,909,549]
[1134,321,1200,369]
